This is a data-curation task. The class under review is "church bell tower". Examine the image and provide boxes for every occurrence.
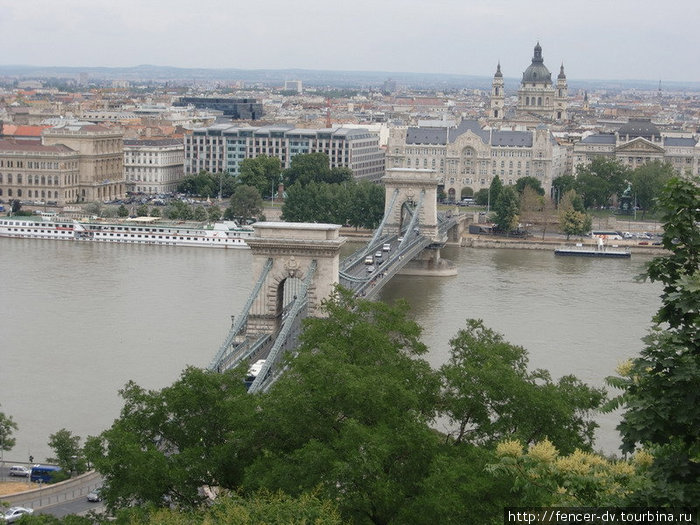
[490,62,505,120]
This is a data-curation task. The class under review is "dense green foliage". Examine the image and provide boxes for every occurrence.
[441,320,605,454]
[514,176,545,196]
[225,185,263,222]
[47,428,87,474]
[573,157,629,209]
[282,180,384,229]
[238,155,282,199]
[282,152,352,187]
[492,185,520,232]
[606,176,700,505]
[176,171,237,199]
[630,160,674,218]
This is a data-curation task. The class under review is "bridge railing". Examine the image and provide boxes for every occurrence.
[209,257,273,372]
[248,260,317,393]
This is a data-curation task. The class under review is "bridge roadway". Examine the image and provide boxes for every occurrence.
[210,210,460,391]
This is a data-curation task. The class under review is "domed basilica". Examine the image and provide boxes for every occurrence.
[490,42,568,123]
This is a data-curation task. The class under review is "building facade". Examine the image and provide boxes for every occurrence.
[42,123,125,202]
[124,139,185,194]
[572,119,700,177]
[0,139,80,205]
[184,124,385,181]
[0,123,125,205]
[386,119,566,200]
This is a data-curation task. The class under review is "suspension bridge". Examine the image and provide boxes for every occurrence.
[207,169,467,392]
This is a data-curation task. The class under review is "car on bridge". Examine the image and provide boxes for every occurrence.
[366,265,375,273]
[364,255,374,265]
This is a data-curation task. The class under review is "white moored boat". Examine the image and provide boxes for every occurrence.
[0,216,253,249]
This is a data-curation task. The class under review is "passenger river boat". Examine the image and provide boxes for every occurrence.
[0,215,254,249]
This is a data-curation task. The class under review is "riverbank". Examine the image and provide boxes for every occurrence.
[462,234,667,255]
[339,227,667,255]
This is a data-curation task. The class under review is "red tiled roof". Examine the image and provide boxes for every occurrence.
[2,124,51,137]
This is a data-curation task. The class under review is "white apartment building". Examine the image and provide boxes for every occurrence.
[123,139,185,194]
[184,124,385,181]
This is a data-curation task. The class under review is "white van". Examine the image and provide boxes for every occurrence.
[382,243,391,252]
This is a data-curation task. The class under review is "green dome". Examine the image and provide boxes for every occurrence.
[522,42,552,84]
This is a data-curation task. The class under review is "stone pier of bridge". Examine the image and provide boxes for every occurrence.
[383,168,457,276]
[245,222,346,334]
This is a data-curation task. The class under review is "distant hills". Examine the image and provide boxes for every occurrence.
[1,64,698,92]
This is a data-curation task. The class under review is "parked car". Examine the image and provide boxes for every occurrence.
[8,465,30,477]
[3,507,34,523]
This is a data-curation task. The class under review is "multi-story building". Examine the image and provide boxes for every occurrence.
[489,42,568,124]
[184,124,385,181]
[124,139,185,194]
[386,119,566,200]
[572,119,699,177]
[0,139,80,205]
[0,122,125,205]
[174,97,263,120]
[42,123,125,202]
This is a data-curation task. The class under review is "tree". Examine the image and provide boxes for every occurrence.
[135,204,148,217]
[227,185,263,223]
[488,439,653,507]
[0,404,18,455]
[10,199,22,214]
[519,186,545,230]
[474,188,489,206]
[282,152,332,187]
[238,155,282,199]
[606,176,700,505]
[192,206,207,222]
[559,209,592,240]
[207,205,222,222]
[48,428,86,475]
[243,289,442,524]
[164,200,193,220]
[492,186,519,233]
[515,176,544,196]
[439,320,605,454]
[551,175,577,206]
[86,367,258,510]
[117,205,129,217]
[488,176,503,207]
[574,157,629,209]
[329,166,353,185]
[631,160,674,219]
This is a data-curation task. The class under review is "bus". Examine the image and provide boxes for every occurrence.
[591,230,623,241]
[30,465,62,483]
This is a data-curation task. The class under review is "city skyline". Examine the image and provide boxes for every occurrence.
[2,0,699,83]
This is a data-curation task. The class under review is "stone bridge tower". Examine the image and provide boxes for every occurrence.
[382,168,440,242]
[244,222,346,334]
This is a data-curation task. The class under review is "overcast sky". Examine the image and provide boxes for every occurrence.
[2,0,699,82]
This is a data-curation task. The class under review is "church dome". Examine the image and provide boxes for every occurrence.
[522,42,552,84]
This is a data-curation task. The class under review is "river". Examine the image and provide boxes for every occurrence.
[0,238,661,462]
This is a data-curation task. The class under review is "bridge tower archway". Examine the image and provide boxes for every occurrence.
[383,168,439,241]
[245,222,346,335]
